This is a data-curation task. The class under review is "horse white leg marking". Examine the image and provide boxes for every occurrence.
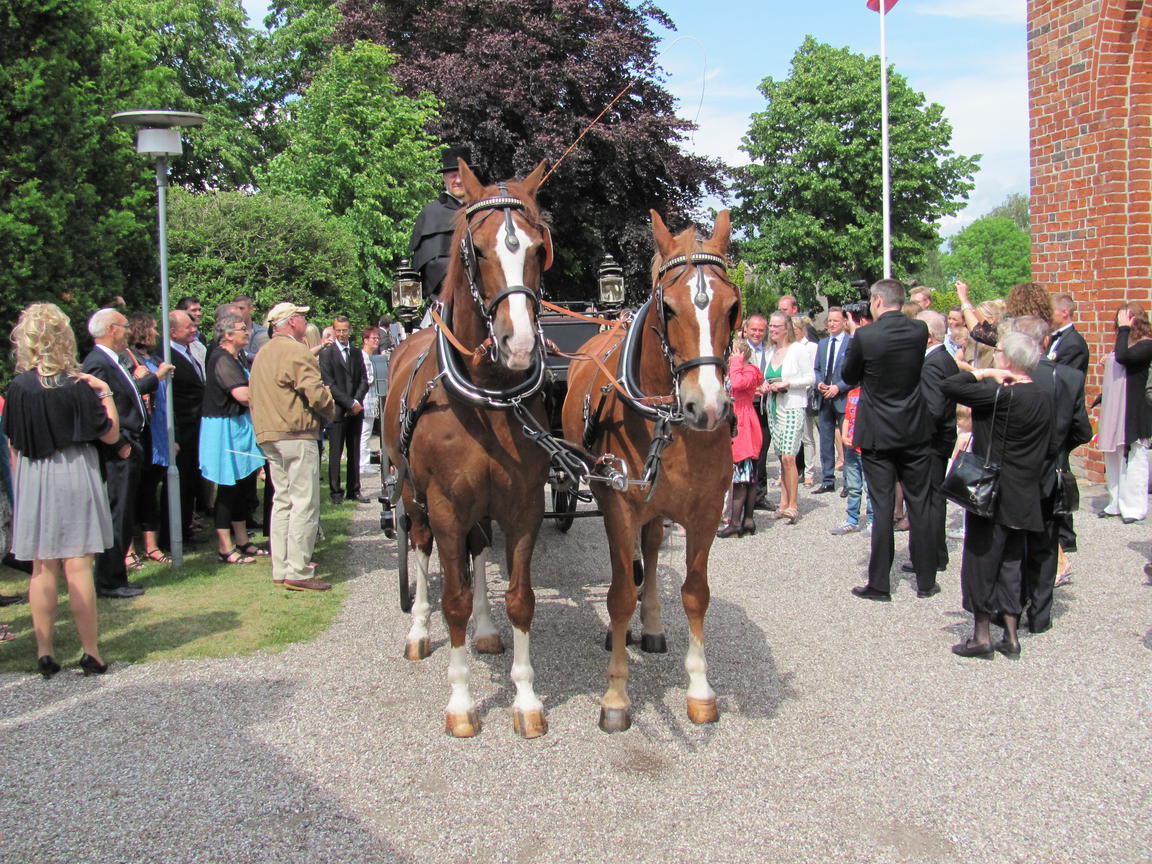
[685,633,715,702]
[405,547,433,659]
[444,645,479,736]
[471,547,504,654]
[511,629,544,713]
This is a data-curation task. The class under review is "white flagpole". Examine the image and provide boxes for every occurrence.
[879,2,892,278]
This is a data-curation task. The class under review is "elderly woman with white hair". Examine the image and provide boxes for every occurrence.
[940,332,1055,659]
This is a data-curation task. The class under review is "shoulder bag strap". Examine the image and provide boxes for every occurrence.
[983,385,1001,468]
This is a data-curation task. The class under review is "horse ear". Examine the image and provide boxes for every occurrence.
[711,209,731,251]
[650,210,675,257]
[459,159,486,204]
[521,160,548,198]
[540,225,553,271]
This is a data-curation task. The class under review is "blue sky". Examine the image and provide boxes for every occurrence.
[241,0,1028,235]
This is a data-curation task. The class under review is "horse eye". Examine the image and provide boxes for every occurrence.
[663,301,676,319]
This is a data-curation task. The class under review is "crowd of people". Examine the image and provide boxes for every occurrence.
[720,278,1136,658]
[0,295,400,674]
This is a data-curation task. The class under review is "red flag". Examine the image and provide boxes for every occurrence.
[866,0,899,11]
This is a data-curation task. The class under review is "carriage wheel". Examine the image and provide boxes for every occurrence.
[552,486,577,533]
[395,496,412,613]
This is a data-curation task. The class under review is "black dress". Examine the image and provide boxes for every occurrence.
[939,375,1054,615]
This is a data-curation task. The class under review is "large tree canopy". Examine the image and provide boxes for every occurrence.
[332,0,725,301]
[940,215,1032,300]
[733,36,979,307]
[258,42,441,298]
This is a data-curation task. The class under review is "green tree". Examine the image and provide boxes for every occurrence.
[940,215,1032,299]
[989,192,1030,232]
[734,37,980,309]
[259,42,441,299]
[0,0,157,363]
[96,0,263,190]
[167,189,366,326]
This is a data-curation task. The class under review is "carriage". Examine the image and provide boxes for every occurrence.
[375,160,737,737]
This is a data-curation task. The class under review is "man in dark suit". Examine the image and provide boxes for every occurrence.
[1012,316,1093,633]
[168,309,205,541]
[840,280,938,600]
[1047,292,1090,554]
[813,307,850,493]
[83,308,150,598]
[410,145,470,300]
[319,315,369,504]
[905,310,959,577]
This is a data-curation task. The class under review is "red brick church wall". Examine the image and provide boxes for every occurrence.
[1028,0,1152,480]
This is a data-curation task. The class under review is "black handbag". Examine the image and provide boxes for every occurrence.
[1052,468,1076,517]
[941,386,1009,519]
[805,387,822,416]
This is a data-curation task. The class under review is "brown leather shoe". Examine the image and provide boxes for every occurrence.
[283,578,331,592]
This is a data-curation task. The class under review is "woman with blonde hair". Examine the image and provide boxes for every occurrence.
[763,312,815,523]
[2,303,120,676]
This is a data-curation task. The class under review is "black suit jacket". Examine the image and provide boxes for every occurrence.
[1051,325,1089,376]
[410,192,463,298]
[169,346,205,439]
[841,311,932,449]
[319,342,369,421]
[1031,358,1092,496]
[82,346,146,450]
[919,345,959,458]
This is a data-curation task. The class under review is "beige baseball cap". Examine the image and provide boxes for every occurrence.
[265,302,310,327]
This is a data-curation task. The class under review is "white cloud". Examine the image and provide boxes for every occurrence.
[912,0,1026,24]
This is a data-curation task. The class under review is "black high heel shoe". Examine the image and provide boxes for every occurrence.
[38,656,61,679]
[78,653,108,676]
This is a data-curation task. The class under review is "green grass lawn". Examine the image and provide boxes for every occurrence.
[0,501,352,674]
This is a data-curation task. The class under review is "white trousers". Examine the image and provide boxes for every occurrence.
[1104,440,1149,520]
[359,415,377,471]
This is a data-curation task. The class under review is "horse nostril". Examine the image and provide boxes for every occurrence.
[684,400,698,418]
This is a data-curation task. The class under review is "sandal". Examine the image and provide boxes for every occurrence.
[1054,572,1072,588]
[124,553,145,571]
[0,623,15,642]
[237,542,270,557]
[144,549,172,564]
[218,548,256,566]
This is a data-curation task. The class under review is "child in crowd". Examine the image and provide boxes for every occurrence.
[830,385,873,534]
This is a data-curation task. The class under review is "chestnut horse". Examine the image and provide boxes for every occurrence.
[561,210,739,732]
[382,160,554,738]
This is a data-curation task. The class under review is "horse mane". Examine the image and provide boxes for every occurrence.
[648,224,709,290]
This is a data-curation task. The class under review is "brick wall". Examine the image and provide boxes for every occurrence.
[1028,0,1152,480]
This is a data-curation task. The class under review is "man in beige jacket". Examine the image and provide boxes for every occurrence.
[250,303,337,591]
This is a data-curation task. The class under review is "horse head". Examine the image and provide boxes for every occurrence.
[649,209,739,432]
[451,159,553,372]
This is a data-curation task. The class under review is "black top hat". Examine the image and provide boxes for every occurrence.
[439,145,472,173]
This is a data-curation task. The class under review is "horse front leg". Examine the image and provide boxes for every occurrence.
[468,520,504,655]
[681,526,719,725]
[437,528,480,737]
[404,503,435,661]
[503,517,546,738]
[638,518,667,654]
[600,500,638,733]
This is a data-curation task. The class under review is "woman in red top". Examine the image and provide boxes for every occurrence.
[717,337,764,538]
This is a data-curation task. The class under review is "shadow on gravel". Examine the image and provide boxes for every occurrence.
[0,677,415,864]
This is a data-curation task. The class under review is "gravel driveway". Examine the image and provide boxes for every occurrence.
[2,473,1149,864]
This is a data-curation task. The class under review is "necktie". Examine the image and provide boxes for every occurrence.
[824,337,837,383]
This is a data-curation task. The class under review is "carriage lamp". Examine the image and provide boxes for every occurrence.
[391,259,423,321]
[597,255,625,308]
[111,109,206,569]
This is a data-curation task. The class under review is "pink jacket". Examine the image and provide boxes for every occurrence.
[729,355,763,463]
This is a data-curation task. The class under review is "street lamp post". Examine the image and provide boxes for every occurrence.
[111,110,205,567]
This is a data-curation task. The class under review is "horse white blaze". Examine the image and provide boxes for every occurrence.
[691,272,724,416]
[684,633,715,702]
[510,629,544,714]
[445,646,475,716]
[470,548,499,642]
[495,222,536,368]
[406,547,433,646]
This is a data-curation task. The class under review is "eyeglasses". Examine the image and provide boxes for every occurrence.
[232,325,249,333]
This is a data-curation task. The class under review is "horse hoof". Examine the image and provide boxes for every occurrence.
[598,706,632,733]
[639,633,668,654]
[603,630,636,651]
[404,638,431,661]
[686,696,719,725]
[445,709,481,738]
[474,633,505,655]
[512,708,548,739]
